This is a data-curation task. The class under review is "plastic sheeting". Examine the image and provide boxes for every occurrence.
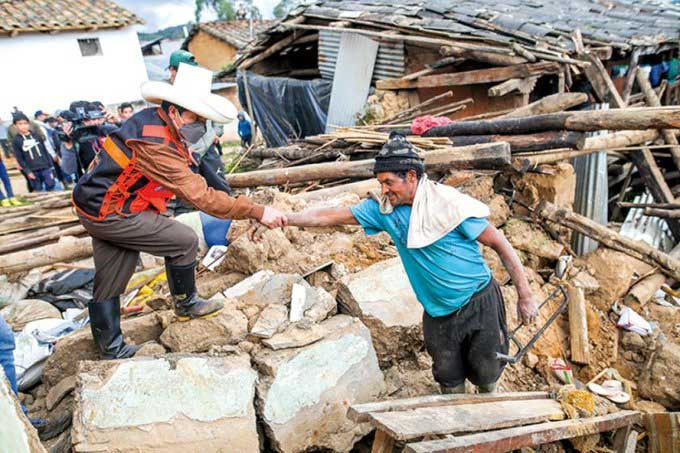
[237,71,332,147]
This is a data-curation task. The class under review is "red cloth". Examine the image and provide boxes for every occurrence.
[410,115,452,135]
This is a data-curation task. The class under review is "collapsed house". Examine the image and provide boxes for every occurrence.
[229,0,679,146]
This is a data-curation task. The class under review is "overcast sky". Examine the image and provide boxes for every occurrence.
[117,0,278,32]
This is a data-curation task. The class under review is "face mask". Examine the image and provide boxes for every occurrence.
[179,121,207,145]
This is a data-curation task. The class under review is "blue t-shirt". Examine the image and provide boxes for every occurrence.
[350,199,491,317]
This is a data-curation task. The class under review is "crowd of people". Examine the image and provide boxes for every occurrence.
[0,102,137,206]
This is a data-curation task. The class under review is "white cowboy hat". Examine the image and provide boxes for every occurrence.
[140,63,237,123]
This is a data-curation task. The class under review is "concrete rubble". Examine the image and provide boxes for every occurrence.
[72,354,260,452]
[253,315,385,452]
[5,163,680,452]
[0,368,46,453]
[338,258,423,365]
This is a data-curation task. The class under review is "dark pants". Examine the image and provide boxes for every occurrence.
[241,135,252,148]
[423,279,509,387]
[78,211,199,301]
[0,161,13,199]
[29,167,55,192]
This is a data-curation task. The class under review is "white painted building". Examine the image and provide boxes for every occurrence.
[0,0,148,118]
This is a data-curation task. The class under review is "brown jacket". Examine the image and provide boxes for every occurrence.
[133,140,264,220]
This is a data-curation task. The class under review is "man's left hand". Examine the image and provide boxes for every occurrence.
[517,294,539,326]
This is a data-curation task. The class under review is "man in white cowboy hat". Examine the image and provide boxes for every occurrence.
[72,64,288,360]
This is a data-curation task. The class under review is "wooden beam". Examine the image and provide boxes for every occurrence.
[239,26,304,69]
[349,392,550,423]
[376,62,560,90]
[0,236,93,275]
[440,46,526,67]
[621,49,641,104]
[582,53,626,108]
[643,208,680,219]
[501,92,588,118]
[488,77,537,97]
[536,201,680,281]
[635,67,680,170]
[645,412,680,453]
[226,142,511,188]
[423,109,680,136]
[448,131,586,153]
[404,411,641,453]
[567,284,590,364]
[371,431,395,453]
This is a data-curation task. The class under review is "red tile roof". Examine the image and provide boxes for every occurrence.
[0,0,143,35]
[192,20,275,49]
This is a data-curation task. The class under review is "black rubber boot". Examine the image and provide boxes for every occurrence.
[166,261,224,321]
[88,297,139,360]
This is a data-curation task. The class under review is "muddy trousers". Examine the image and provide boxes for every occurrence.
[423,279,509,388]
[78,211,199,302]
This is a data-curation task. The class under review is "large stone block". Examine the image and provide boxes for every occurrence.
[72,354,259,452]
[254,315,385,452]
[159,305,248,353]
[338,258,423,365]
[0,368,46,453]
[43,311,166,389]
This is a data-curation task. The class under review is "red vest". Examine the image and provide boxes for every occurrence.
[72,107,192,220]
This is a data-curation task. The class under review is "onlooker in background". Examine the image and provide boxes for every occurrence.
[34,109,58,156]
[117,102,134,123]
[0,117,10,159]
[8,111,51,192]
[11,111,57,192]
[237,112,252,148]
[0,150,18,207]
[168,50,196,83]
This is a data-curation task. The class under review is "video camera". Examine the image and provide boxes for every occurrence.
[56,101,103,143]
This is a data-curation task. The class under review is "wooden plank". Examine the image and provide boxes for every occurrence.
[488,77,537,97]
[613,424,632,452]
[645,412,680,453]
[371,430,395,453]
[621,49,641,104]
[623,430,638,453]
[568,285,590,364]
[349,391,550,423]
[368,399,565,441]
[404,411,641,453]
[501,92,588,118]
[376,62,559,90]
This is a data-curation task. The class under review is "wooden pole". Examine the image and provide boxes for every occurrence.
[618,202,680,210]
[635,68,680,170]
[567,285,590,365]
[440,46,526,67]
[448,131,586,153]
[621,49,641,104]
[643,208,680,219]
[501,93,588,118]
[0,224,86,255]
[242,71,258,144]
[423,108,680,137]
[535,201,680,281]
[0,235,93,275]
[226,142,511,188]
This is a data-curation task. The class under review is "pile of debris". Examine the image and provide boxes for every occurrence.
[2,157,680,451]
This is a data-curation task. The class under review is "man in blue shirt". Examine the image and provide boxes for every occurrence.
[284,133,538,394]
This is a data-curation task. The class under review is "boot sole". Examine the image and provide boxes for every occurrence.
[176,307,224,322]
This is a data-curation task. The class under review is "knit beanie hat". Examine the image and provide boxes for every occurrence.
[12,111,29,124]
[373,132,424,175]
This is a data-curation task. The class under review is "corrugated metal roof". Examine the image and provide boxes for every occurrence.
[572,104,610,256]
[620,192,673,252]
[318,29,405,82]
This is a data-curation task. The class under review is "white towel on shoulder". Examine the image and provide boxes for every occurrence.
[373,175,490,249]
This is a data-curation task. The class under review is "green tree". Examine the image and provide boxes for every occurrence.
[195,0,261,22]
